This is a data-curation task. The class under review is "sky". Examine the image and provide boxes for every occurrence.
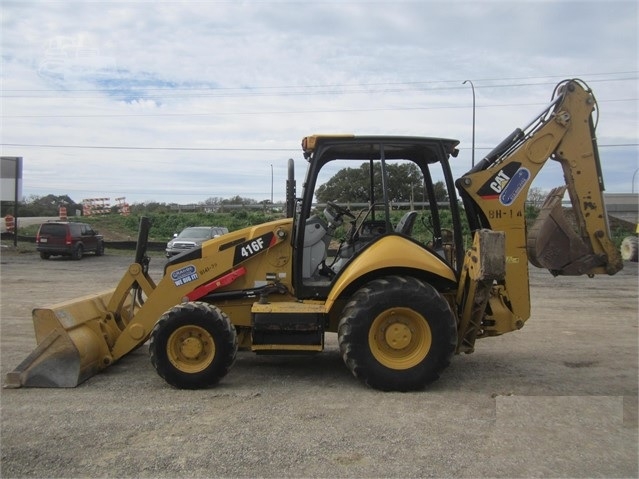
[1,0,638,206]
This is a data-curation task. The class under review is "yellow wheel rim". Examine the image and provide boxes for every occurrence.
[167,325,215,373]
[368,307,432,370]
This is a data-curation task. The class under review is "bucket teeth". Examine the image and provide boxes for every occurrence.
[4,329,87,388]
[4,290,119,388]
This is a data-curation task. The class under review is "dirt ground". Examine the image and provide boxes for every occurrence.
[0,245,637,478]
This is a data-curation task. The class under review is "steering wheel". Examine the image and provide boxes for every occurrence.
[327,201,355,219]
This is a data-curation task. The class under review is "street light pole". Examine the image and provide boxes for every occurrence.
[462,80,476,168]
[271,164,274,204]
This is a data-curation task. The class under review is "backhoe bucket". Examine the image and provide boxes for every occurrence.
[527,186,603,275]
[4,289,123,388]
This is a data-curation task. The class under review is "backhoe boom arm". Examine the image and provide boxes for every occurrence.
[455,79,622,349]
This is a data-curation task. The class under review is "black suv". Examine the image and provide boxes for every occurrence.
[36,221,104,260]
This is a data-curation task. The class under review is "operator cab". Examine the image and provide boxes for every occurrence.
[294,135,464,299]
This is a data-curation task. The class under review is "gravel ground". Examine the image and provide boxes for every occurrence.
[0,246,637,478]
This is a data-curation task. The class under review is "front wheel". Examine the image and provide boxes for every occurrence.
[149,302,237,389]
[338,275,457,391]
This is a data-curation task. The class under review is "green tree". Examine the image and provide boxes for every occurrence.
[430,181,448,202]
[221,195,257,205]
[525,187,547,220]
[201,197,223,206]
[129,202,172,215]
[315,162,446,204]
[315,165,369,203]
[10,194,83,217]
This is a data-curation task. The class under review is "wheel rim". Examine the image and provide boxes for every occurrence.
[167,325,216,373]
[368,307,432,370]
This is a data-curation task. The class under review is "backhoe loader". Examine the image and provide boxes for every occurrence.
[5,79,622,391]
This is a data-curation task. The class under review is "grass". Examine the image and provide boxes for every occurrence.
[6,207,635,258]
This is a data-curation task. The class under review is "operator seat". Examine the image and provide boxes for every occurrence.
[395,211,418,236]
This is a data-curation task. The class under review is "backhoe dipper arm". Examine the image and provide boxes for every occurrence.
[455,79,622,343]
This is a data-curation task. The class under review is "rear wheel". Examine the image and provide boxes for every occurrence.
[149,302,237,389]
[71,244,83,260]
[95,241,104,256]
[39,252,50,260]
[338,275,457,391]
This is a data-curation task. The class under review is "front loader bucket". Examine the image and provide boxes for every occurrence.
[5,217,154,388]
[527,186,606,275]
[5,289,123,388]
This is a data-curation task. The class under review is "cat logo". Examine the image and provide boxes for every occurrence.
[476,162,522,200]
[490,170,511,194]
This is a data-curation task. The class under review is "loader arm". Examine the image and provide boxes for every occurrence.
[5,218,293,387]
[455,79,622,351]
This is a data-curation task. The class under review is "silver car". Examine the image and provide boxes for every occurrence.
[166,226,228,258]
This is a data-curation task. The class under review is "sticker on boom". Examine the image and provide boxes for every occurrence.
[499,167,530,206]
[476,162,522,199]
[233,232,275,265]
[171,264,199,286]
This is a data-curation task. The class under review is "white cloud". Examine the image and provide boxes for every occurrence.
[1,0,637,204]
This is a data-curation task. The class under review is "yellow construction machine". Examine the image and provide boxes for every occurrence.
[5,79,623,391]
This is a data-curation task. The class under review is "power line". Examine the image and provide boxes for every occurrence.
[3,98,637,119]
[2,74,636,100]
[0,143,298,151]
[2,142,636,152]
[3,71,636,94]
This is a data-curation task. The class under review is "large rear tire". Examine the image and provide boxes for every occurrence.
[338,275,457,391]
[149,302,237,389]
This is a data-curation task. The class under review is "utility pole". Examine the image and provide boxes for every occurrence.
[463,80,476,168]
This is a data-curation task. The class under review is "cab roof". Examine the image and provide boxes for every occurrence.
[301,135,460,163]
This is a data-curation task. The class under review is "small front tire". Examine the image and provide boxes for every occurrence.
[149,302,237,389]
